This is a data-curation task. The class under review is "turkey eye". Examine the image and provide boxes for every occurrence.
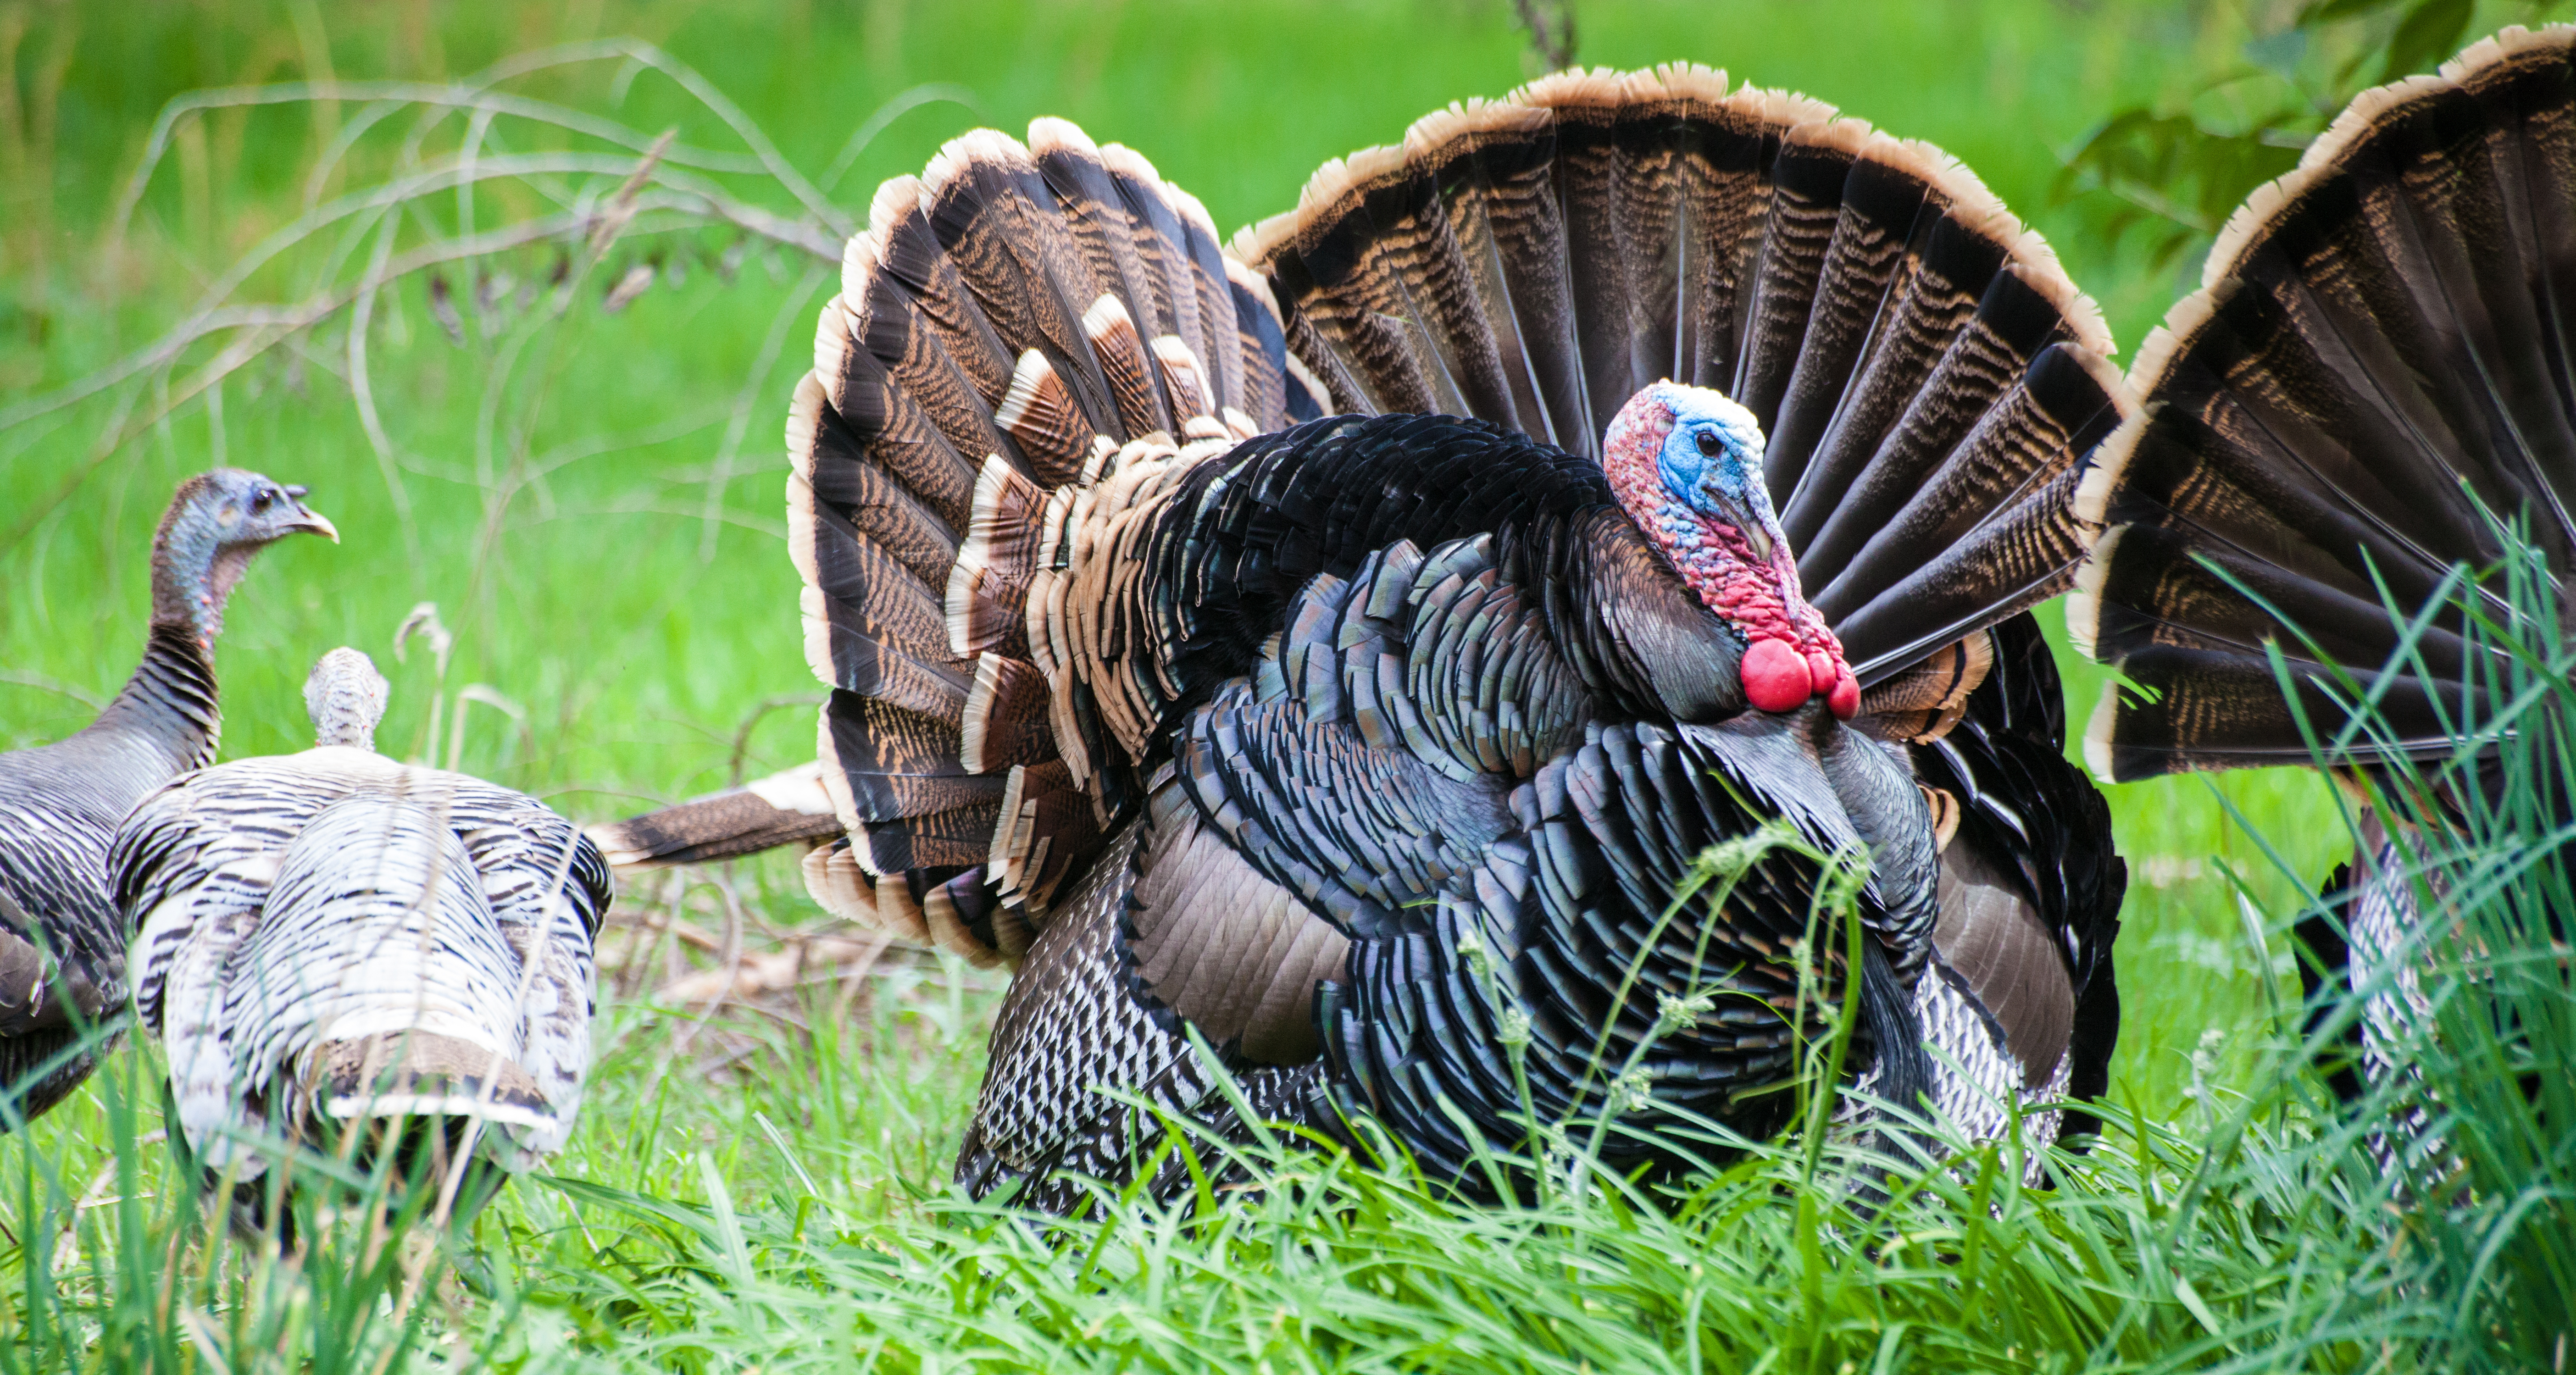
[1693,431,1724,458]
[249,491,272,514]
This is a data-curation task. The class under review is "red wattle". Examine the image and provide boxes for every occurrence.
[1742,638,1812,713]
[1805,649,1836,692]
[1827,669,1860,720]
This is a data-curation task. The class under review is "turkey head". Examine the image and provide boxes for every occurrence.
[1602,382,1857,719]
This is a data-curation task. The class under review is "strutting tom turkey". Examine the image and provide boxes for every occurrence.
[113,649,610,1233]
[0,471,335,1127]
[2071,26,2576,1125]
[600,64,2131,1207]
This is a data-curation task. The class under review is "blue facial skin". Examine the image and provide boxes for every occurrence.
[1648,384,1776,556]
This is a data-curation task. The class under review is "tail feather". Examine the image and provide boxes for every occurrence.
[1438,100,1584,444]
[1257,144,1482,421]
[794,394,960,588]
[2084,648,2467,780]
[921,133,1127,443]
[1242,64,2119,686]
[791,502,973,724]
[1100,142,1230,413]
[1779,172,2011,547]
[587,763,844,869]
[2073,520,2478,678]
[1732,116,1859,444]
[844,804,1005,874]
[1818,343,2131,675]
[1766,128,1940,494]
[1793,262,2088,579]
[313,1031,554,1134]
[1517,78,1651,437]
[803,327,979,527]
[1032,121,1186,435]
[1079,295,1170,440]
[847,184,1028,475]
[2075,25,2576,779]
[818,692,1005,820]
[1224,261,1294,435]
[787,121,1281,962]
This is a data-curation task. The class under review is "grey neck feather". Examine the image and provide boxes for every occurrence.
[86,482,238,771]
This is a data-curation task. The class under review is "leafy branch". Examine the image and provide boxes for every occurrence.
[2056,0,2572,275]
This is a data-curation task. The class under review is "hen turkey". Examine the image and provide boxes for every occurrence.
[113,649,609,1231]
[601,65,2131,1204]
[0,471,333,1127]
[2071,26,2576,1115]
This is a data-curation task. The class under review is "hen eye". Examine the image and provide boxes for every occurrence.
[1693,430,1724,458]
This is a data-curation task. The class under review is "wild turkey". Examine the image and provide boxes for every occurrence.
[2069,27,2576,1114]
[602,65,2130,1203]
[0,470,335,1127]
[112,648,610,1232]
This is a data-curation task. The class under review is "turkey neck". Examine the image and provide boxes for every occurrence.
[82,506,238,776]
[87,625,222,775]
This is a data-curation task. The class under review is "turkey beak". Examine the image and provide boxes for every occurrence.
[283,488,339,544]
[1699,485,1774,565]
[1738,515,1773,566]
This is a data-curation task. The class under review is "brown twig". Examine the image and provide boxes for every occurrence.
[1510,0,1577,72]
[725,694,828,787]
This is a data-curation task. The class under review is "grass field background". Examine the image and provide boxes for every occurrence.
[0,0,2442,1368]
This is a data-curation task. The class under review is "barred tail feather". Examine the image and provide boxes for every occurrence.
[1239,63,2124,684]
[585,763,844,869]
[788,121,1285,962]
[2075,25,2576,780]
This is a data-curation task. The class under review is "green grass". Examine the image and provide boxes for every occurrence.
[0,0,2550,1369]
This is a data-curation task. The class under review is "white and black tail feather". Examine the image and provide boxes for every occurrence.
[782,120,1291,958]
[585,763,844,869]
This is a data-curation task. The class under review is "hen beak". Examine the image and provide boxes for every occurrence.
[290,505,340,544]
[277,483,339,543]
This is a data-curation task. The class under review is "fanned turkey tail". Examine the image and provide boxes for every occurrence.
[2072,26,2576,780]
[1234,65,2133,684]
[782,120,1293,965]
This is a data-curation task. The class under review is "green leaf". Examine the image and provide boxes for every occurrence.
[2382,0,2474,81]
[533,1174,726,1250]
[2297,0,2408,26]
[2174,1275,2225,1337]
